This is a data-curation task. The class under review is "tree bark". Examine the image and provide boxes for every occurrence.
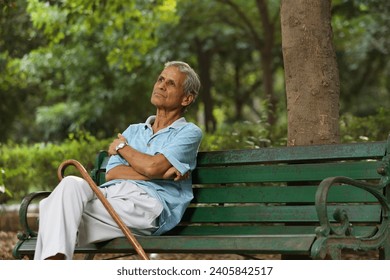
[281,0,340,146]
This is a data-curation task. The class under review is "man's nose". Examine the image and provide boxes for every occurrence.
[158,81,166,90]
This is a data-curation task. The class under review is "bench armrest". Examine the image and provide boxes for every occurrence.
[90,150,109,185]
[316,176,389,235]
[17,191,51,240]
[311,141,390,259]
[312,174,390,259]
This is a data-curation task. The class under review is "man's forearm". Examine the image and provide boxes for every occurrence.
[105,165,150,181]
[109,134,172,178]
[106,164,187,182]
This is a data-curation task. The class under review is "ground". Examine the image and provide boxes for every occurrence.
[1,231,17,260]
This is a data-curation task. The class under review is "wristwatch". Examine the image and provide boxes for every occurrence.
[115,142,127,152]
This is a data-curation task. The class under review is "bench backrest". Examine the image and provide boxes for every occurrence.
[90,139,390,236]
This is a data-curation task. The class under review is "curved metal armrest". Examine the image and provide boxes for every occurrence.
[315,176,389,238]
[311,175,390,259]
[17,191,51,240]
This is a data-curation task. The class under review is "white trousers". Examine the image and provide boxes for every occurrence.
[34,176,163,260]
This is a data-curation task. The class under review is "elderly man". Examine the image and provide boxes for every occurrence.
[34,61,202,260]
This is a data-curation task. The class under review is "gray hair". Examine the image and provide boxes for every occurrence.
[164,61,201,103]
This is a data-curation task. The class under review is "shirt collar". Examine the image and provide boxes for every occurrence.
[144,115,187,130]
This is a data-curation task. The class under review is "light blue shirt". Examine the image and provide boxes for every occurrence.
[100,116,202,235]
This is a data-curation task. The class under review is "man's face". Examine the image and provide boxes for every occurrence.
[151,66,191,111]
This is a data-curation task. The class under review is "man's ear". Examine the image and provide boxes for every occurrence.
[181,94,194,107]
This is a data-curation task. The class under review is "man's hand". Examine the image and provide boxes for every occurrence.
[163,166,190,181]
[108,133,128,155]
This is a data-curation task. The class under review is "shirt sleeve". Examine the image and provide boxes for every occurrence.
[158,124,203,175]
[105,125,133,173]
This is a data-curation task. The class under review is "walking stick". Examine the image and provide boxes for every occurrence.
[57,159,149,260]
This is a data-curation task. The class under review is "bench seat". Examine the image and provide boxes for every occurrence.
[13,135,390,260]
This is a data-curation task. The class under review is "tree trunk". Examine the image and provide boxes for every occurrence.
[281,0,340,146]
[196,39,217,132]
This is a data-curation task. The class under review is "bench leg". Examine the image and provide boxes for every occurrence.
[379,236,390,260]
[84,253,96,260]
[380,185,390,259]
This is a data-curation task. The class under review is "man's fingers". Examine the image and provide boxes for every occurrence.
[118,133,127,141]
[173,171,190,181]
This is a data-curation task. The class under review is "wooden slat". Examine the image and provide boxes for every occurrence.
[91,235,317,254]
[96,141,387,169]
[192,185,378,204]
[168,225,377,237]
[182,204,381,223]
[196,141,387,166]
[193,161,381,184]
[15,235,316,255]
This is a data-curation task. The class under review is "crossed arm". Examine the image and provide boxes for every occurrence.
[105,134,189,182]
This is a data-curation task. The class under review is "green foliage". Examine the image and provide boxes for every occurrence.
[0,0,178,143]
[201,120,287,151]
[26,0,178,71]
[0,167,12,204]
[332,0,390,116]
[0,132,110,202]
[340,107,390,143]
[0,0,46,142]
[200,106,390,152]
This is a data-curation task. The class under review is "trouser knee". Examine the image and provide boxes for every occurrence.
[57,175,93,199]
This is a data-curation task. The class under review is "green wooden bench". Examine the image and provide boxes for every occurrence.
[13,135,390,260]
